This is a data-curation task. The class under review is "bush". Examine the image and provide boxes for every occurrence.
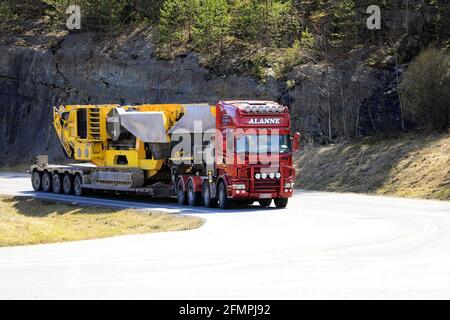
[400,48,450,131]
[0,1,20,32]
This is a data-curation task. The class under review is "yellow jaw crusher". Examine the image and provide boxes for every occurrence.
[51,103,215,189]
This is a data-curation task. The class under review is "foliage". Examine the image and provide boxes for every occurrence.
[44,0,127,31]
[193,0,230,50]
[0,1,20,33]
[158,0,199,49]
[400,48,450,131]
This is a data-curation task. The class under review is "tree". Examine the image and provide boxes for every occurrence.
[158,0,199,48]
[193,0,230,50]
[400,48,450,131]
[127,0,165,22]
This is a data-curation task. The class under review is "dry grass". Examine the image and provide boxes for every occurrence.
[294,133,450,200]
[0,197,203,247]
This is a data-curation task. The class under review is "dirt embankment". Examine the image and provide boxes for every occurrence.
[294,133,450,200]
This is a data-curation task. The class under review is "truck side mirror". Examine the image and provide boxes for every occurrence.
[292,132,301,152]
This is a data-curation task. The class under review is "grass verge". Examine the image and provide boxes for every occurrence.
[0,196,203,247]
[295,133,450,200]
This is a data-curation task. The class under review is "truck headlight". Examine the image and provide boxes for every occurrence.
[232,184,246,190]
[269,173,275,179]
[261,173,267,179]
[275,172,281,179]
[255,173,261,179]
[284,182,294,188]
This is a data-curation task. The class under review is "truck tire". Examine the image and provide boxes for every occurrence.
[41,172,52,192]
[218,181,232,209]
[177,179,187,205]
[31,171,42,191]
[187,180,202,206]
[52,173,63,194]
[274,198,288,208]
[74,174,83,196]
[202,181,217,208]
[258,199,272,208]
[62,174,74,195]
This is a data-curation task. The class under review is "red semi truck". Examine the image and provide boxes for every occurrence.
[199,100,300,209]
[30,100,299,209]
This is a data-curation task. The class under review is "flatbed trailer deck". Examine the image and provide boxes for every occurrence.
[30,160,175,198]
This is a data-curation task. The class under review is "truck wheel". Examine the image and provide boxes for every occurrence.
[274,198,288,208]
[202,181,217,208]
[31,171,42,191]
[177,179,187,205]
[41,172,52,192]
[74,174,83,196]
[187,180,202,206]
[258,199,272,208]
[62,174,74,195]
[52,173,63,194]
[218,182,232,209]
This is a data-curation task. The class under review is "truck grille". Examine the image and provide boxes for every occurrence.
[253,179,280,193]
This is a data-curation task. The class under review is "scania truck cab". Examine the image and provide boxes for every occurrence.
[201,100,299,209]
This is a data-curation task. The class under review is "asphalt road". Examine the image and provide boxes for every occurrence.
[1,173,450,299]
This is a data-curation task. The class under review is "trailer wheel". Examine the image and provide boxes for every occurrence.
[31,171,42,191]
[74,174,83,196]
[41,172,52,192]
[274,198,288,208]
[62,174,74,195]
[218,182,232,209]
[52,173,63,194]
[176,179,187,205]
[187,180,201,207]
[258,199,272,208]
[202,181,217,208]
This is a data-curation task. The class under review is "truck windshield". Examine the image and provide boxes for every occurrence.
[236,135,291,154]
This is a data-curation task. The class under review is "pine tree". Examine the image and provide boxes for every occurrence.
[158,0,199,47]
[193,0,230,50]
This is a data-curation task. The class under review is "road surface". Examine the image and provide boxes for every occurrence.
[0,173,450,299]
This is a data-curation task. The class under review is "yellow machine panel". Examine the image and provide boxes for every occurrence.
[53,104,187,178]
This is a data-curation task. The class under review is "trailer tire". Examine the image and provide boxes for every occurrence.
[42,172,52,192]
[177,179,187,205]
[187,180,202,206]
[202,181,217,208]
[52,173,63,194]
[218,181,232,209]
[258,199,272,208]
[274,198,288,208]
[31,171,42,191]
[74,174,83,196]
[62,174,74,195]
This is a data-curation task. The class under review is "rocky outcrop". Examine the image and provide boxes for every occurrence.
[284,52,402,142]
[0,27,404,166]
[0,27,280,165]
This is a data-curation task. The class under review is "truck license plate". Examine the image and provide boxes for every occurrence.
[259,194,271,199]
